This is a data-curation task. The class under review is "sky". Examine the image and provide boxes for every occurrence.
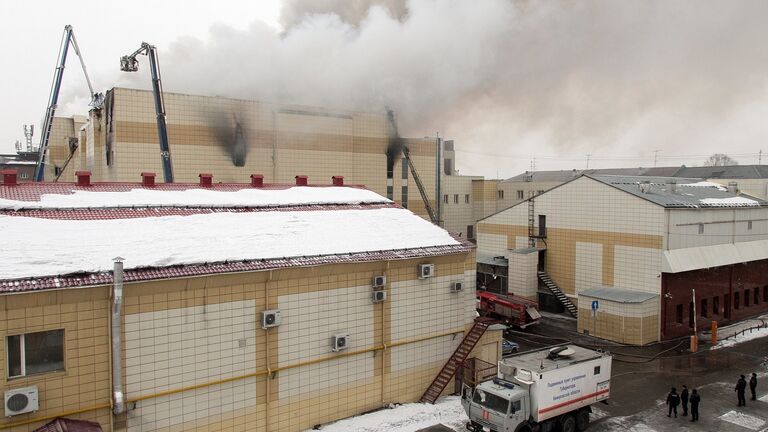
[2,0,768,179]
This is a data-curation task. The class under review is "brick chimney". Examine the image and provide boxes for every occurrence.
[295,175,308,186]
[0,169,17,186]
[332,176,344,186]
[75,171,91,186]
[250,174,264,187]
[141,172,156,187]
[199,173,213,187]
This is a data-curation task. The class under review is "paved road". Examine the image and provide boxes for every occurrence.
[506,316,768,432]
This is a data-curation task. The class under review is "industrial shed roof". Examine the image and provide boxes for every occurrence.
[579,287,658,304]
[0,180,470,292]
[662,239,768,273]
[590,175,768,208]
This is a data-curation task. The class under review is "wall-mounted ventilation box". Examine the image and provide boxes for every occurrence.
[5,386,38,416]
[261,310,282,329]
[418,264,435,279]
[332,333,349,352]
[372,290,387,303]
[372,276,386,287]
[450,282,463,293]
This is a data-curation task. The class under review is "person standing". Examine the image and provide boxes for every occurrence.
[680,385,689,416]
[750,373,758,401]
[689,389,701,422]
[736,375,747,406]
[666,387,680,418]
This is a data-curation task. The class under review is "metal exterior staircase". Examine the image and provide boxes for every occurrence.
[538,271,578,317]
[420,317,496,404]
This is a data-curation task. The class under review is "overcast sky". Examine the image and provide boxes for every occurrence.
[3,0,768,179]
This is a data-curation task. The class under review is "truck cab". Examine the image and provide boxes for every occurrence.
[462,379,527,432]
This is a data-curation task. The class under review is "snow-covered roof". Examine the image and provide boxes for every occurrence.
[590,175,768,208]
[0,181,470,292]
[0,185,390,210]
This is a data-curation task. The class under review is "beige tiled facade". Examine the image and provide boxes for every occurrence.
[577,295,659,345]
[0,251,499,431]
[39,115,87,181]
[69,88,439,221]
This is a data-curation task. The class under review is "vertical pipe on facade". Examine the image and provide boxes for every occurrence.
[436,137,442,226]
[112,257,125,415]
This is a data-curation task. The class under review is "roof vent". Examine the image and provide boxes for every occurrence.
[141,172,156,187]
[250,174,264,187]
[666,180,676,194]
[295,175,308,186]
[199,173,213,187]
[75,171,91,186]
[727,182,738,194]
[639,181,651,194]
[0,169,17,186]
[332,176,344,186]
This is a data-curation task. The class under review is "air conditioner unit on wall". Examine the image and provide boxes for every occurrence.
[332,333,350,352]
[418,264,435,279]
[373,275,386,287]
[5,386,38,417]
[451,282,463,293]
[261,310,282,329]
[372,290,387,303]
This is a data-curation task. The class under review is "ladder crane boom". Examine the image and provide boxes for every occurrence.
[34,25,103,182]
[120,43,174,183]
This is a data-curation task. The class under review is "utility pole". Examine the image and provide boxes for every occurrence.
[759,150,763,165]
[585,154,591,169]
[653,150,660,167]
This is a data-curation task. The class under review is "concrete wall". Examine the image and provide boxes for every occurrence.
[478,176,665,298]
[77,88,439,221]
[0,251,487,431]
[0,287,112,431]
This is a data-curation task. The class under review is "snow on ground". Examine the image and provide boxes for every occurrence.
[0,186,391,210]
[304,396,468,432]
[0,208,459,280]
[712,325,768,350]
[700,197,760,206]
[592,417,658,432]
[681,181,728,191]
[719,410,766,431]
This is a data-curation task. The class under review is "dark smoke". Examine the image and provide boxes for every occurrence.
[211,111,249,167]
[385,107,404,177]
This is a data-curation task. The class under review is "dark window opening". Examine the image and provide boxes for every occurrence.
[764,286,768,302]
[676,304,683,324]
[701,299,708,318]
[401,186,408,208]
[497,190,504,199]
[594,366,601,375]
[537,190,544,195]
[465,194,470,204]
[454,194,459,204]
[443,194,449,204]
[754,288,760,305]
[538,215,547,237]
[517,190,524,199]
[7,329,65,378]
[401,159,409,179]
[734,292,740,310]
[467,225,474,239]
[387,186,393,200]
[724,294,730,319]
[748,220,753,230]
[713,296,720,316]
[698,224,704,234]
[745,289,750,307]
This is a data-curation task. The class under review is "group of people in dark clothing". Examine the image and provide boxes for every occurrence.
[665,373,758,423]
[666,385,700,422]
[735,373,759,406]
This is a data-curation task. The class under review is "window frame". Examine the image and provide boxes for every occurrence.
[516,190,524,200]
[454,194,459,204]
[6,329,65,379]
[465,194,470,204]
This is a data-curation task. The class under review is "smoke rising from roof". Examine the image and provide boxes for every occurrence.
[109,0,768,177]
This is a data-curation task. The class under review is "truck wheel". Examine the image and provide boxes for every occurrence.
[576,409,590,431]
[560,414,576,432]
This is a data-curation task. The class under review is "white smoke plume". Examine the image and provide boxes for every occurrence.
[110,0,768,176]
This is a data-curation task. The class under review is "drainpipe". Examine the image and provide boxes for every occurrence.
[435,136,442,226]
[112,257,125,415]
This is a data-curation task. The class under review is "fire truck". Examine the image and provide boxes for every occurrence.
[477,291,541,329]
